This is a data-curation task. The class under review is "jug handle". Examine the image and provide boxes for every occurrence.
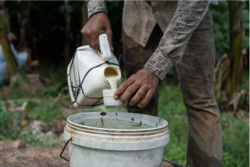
[99,34,112,62]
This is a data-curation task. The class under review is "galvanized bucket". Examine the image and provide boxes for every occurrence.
[61,112,170,167]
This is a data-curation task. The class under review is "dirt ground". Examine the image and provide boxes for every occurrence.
[0,141,68,167]
[0,141,182,167]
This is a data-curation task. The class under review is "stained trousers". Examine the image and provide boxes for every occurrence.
[122,10,222,167]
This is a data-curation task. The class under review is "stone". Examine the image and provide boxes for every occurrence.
[12,141,25,149]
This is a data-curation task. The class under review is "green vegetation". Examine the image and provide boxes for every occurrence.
[26,101,64,123]
[157,83,188,165]
[210,1,249,61]
[0,110,58,146]
[0,110,23,140]
[37,84,63,98]
[156,83,249,166]
[20,132,58,147]
[0,76,64,146]
[221,113,249,167]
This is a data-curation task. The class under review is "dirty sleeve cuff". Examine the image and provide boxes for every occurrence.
[87,0,108,19]
[144,52,174,80]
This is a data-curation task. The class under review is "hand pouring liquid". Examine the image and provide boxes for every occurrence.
[67,34,122,109]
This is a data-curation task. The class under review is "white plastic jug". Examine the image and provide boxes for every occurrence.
[67,34,122,109]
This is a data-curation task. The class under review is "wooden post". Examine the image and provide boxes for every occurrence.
[0,2,17,76]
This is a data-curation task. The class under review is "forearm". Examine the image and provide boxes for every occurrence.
[144,0,209,80]
[86,0,108,19]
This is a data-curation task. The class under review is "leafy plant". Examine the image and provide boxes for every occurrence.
[38,103,64,123]
[37,83,62,98]
[0,110,24,140]
[211,1,249,113]
[26,101,64,123]
[210,1,230,61]
[242,0,249,50]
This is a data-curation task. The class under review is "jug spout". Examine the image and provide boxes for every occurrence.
[100,66,121,90]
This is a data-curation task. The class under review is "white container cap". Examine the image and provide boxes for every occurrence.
[103,89,120,106]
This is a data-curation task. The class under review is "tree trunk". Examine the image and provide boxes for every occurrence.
[81,2,88,45]
[225,1,244,93]
[0,2,17,76]
[64,0,71,63]
[17,1,37,60]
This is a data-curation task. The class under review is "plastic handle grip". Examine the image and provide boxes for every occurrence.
[99,34,112,61]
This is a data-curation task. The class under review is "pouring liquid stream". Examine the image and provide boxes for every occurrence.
[104,67,120,90]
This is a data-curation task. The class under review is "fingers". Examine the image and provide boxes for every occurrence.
[114,69,159,108]
[91,29,105,50]
[119,83,141,106]
[137,89,154,108]
[91,28,99,49]
[114,76,136,100]
[82,27,110,50]
[129,86,149,106]
[80,13,112,50]
[81,27,92,46]
[106,30,113,52]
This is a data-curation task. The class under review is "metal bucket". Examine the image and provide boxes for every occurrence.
[61,112,170,167]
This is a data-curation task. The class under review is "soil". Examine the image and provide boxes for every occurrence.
[0,141,68,167]
[0,141,181,167]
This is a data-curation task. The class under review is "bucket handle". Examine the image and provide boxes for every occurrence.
[60,138,72,162]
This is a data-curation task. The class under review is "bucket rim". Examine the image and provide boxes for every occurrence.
[66,112,168,132]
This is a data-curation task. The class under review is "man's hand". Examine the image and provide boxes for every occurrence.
[81,13,113,52]
[114,69,159,108]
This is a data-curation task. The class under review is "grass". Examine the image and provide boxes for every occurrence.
[20,132,58,147]
[158,82,188,165]
[0,110,23,140]
[26,100,65,123]
[0,94,63,146]
[221,113,249,167]
[0,110,58,146]
[0,73,249,165]
[37,83,63,98]
[157,83,249,166]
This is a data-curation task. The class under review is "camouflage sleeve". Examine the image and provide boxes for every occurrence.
[144,1,209,80]
[87,0,108,19]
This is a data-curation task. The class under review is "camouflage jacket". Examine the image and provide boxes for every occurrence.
[87,0,209,80]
